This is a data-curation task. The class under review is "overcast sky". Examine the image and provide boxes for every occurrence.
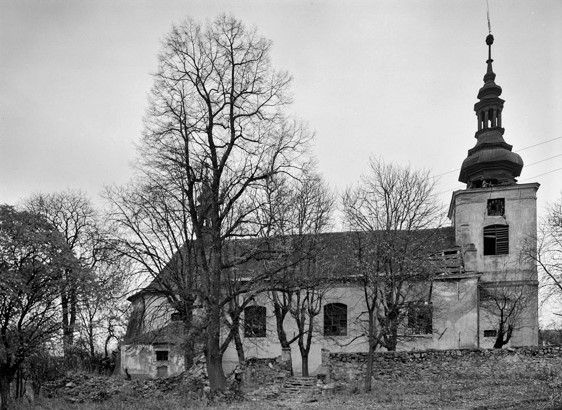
[1,0,561,217]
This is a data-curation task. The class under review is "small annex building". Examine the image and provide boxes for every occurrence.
[120,33,539,378]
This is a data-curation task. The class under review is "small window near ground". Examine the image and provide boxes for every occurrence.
[324,303,347,336]
[407,302,433,335]
[487,198,505,216]
[484,330,497,338]
[155,350,169,361]
[483,225,509,255]
[244,306,266,338]
[171,312,181,321]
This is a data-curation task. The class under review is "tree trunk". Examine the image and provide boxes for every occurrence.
[0,373,12,410]
[233,325,245,363]
[89,322,95,358]
[493,323,513,349]
[182,307,195,369]
[69,286,77,346]
[61,291,70,355]
[364,313,376,392]
[301,353,309,377]
[206,246,226,393]
[61,271,77,359]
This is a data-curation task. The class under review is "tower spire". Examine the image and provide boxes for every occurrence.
[458,32,523,188]
[484,34,495,83]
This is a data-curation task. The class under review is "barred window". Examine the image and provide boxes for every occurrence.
[324,303,347,336]
[155,350,169,361]
[487,198,505,216]
[484,329,497,338]
[407,302,433,335]
[484,225,509,255]
[244,306,266,338]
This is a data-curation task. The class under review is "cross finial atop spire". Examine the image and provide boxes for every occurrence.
[484,33,496,83]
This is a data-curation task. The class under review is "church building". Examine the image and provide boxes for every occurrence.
[121,33,539,378]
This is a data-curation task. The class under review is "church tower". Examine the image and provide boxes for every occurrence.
[448,33,539,347]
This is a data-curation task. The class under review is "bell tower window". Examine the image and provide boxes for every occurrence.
[483,224,509,255]
[487,198,505,216]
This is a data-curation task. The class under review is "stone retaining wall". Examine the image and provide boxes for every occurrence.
[322,346,562,385]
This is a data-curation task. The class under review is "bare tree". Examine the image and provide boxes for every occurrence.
[23,191,99,357]
[480,281,530,348]
[252,170,333,375]
[0,205,77,409]
[114,15,309,393]
[76,244,129,361]
[106,181,202,369]
[532,195,562,314]
[342,158,443,391]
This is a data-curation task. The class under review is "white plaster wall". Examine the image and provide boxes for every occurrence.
[121,344,184,378]
[432,277,479,350]
[224,284,437,375]
[223,285,370,375]
[479,283,539,347]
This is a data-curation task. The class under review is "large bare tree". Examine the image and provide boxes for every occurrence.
[113,15,309,392]
[342,158,444,391]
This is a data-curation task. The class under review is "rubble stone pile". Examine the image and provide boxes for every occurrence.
[42,373,128,403]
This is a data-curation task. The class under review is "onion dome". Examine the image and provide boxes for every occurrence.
[459,34,523,188]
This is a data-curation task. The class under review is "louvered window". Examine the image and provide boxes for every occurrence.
[483,225,509,255]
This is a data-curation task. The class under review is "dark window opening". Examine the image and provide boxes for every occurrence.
[324,303,347,336]
[244,306,266,338]
[487,198,505,216]
[484,225,509,255]
[407,302,433,335]
[484,329,497,338]
[171,312,181,322]
[156,350,169,361]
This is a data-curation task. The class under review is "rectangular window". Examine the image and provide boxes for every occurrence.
[487,198,505,216]
[484,330,497,338]
[171,312,181,322]
[324,303,347,336]
[407,302,433,335]
[483,225,509,255]
[155,350,169,361]
[244,306,266,338]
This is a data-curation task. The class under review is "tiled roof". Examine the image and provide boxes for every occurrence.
[128,227,457,300]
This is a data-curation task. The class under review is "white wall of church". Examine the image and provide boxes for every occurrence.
[432,277,479,350]
[223,284,434,375]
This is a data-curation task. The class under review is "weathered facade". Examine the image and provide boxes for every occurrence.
[121,33,539,377]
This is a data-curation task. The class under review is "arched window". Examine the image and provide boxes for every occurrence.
[324,303,347,336]
[244,306,266,338]
[484,224,509,255]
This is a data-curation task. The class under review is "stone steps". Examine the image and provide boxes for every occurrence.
[279,376,318,396]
